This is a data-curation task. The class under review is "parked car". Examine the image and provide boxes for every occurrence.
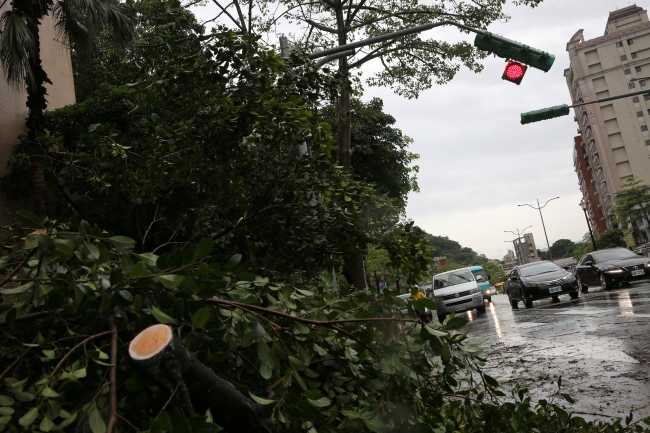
[432,268,485,322]
[397,292,433,323]
[505,261,580,309]
[469,265,493,302]
[574,247,650,291]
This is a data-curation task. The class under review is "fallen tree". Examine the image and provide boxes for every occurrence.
[1,213,650,432]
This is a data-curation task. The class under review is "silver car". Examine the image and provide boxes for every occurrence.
[432,268,486,322]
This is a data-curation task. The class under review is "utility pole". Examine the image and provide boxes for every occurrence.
[518,197,559,261]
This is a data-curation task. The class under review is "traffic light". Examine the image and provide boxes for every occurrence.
[474,32,555,72]
[502,61,527,85]
[520,104,570,125]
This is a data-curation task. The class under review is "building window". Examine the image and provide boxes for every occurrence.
[646,139,650,146]
[634,96,640,102]
[628,39,634,45]
[642,125,648,131]
[637,66,643,72]
[632,52,638,59]
[630,82,636,89]
[625,68,632,74]
[617,41,624,47]
[622,55,628,61]
[642,80,647,87]
[638,111,644,117]
[645,94,650,101]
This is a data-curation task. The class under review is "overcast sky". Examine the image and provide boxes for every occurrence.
[193,0,637,260]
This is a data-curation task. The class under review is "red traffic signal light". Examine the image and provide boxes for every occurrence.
[502,61,527,85]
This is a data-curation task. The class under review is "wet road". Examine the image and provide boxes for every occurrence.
[461,282,650,421]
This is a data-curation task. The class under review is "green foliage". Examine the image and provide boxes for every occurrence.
[549,239,577,260]
[611,177,650,230]
[423,233,487,266]
[598,228,625,249]
[482,261,508,285]
[259,0,545,98]
[572,242,593,261]
[1,217,648,432]
[323,98,419,208]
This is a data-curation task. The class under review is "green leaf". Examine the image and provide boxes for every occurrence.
[225,254,242,270]
[149,305,176,324]
[192,307,211,328]
[423,326,449,337]
[441,342,450,362]
[82,241,100,261]
[257,342,272,365]
[0,282,33,295]
[363,418,390,433]
[88,407,106,433]
[15,210,43,228]
[445,317,468,331]
[194,238,214,260]
[252,321,266,341]
[53,412,77,430]
[561,393,575,404]
[39,416,54,432]
[158,274,185,289]
[307,396,331,408]
[109,236,136,250]
[18,407,38,426]
[138,253,159,267]
[53,239,73,261]
[0,408,13,416]
[260,363,272,380]
[248,392,274,405]
[483,374,499,388]
[129,261,147,278]
[41,388,59,398]
[37,234,57,255]
[0,415,12,425]
[417,297,437,310]
[0,396,14,406]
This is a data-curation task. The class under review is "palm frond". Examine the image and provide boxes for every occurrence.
[53,0,133,63]
[0,9,36,87]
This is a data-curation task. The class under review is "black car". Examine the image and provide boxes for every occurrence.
[505,261,580,309]
[575,248,650,291]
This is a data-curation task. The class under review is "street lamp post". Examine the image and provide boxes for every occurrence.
[505,226,532,265]
[579,198,598,251]
[518,197,559,261]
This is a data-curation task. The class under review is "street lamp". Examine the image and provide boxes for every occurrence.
[505,226,532,265]
[518,197,559,261]
[579,198,598,251]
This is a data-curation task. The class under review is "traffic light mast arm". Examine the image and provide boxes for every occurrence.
[569,88,650,108]
[306,21,552,68]
[307,21,482,60]
[521,89,650,124]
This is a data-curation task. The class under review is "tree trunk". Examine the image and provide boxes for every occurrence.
[338,88,351,167]
[25,16,52,217]
[342,253,366,289]
[129,324,272,433]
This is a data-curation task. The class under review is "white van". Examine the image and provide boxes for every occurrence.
[432,267,486,322]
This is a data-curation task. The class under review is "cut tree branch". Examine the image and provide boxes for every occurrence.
[106,317,118,433]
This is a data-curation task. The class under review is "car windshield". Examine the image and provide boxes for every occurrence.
[470,269,489,283]
[593,249,637,262]
[519,262,563,277]
[434,269,473,289]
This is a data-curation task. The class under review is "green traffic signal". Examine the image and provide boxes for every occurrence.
[520,104,570,125]
[474,32,555,72]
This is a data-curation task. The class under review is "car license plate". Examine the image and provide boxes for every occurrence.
[549,286,562,294]
[632,270,645,277]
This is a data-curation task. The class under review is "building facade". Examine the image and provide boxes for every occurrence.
[573,135,608,233]
[565,5,650,233]
[509,232,539,265]
[0,6,76,223]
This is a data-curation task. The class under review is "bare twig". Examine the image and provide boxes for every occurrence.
[0,249,37,289]
[46,331,113,387]
[0,348,31,381]
[106,317,118,433]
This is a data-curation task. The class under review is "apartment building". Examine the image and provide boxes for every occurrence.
[510,232,539,265]
[0,5,76,223]
[565,5,650,233]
